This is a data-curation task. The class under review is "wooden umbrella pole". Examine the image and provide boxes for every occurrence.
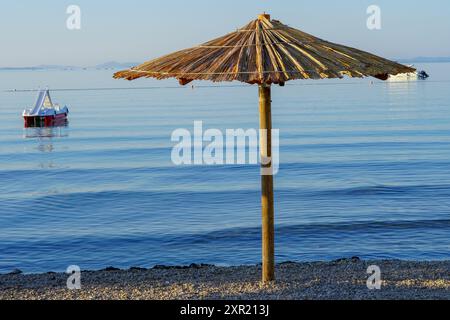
[258,84,275,282]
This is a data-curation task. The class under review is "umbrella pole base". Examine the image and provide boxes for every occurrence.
[259,84,275,283]
[261,174,275,282]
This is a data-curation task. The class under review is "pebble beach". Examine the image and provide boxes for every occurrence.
[1,259,449,300]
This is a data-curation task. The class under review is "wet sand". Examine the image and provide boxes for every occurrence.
[1,259,449,300]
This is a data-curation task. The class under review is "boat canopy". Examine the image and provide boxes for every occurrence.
[28,89,53,116]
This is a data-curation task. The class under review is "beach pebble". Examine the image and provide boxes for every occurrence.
[129,267,147,272]
[8,269,23,275]
[102,267,120,272]
[1,260,449,300]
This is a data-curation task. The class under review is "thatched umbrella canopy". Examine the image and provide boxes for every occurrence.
[114,14,413,84]
[114,13,415,283]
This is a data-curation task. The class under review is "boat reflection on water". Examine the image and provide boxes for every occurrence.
[23,123,69,153]
[386,78,418,97]
[23,122,69,139]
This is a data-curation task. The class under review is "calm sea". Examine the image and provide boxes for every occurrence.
[1,64,449,273]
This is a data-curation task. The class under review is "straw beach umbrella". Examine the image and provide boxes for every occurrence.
[114,13,414,283]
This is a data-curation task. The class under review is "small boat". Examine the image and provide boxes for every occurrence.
[417,70,430,80]
[23,89,69,127]
[388,65,429,81]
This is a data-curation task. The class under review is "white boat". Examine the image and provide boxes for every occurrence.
[22,89,69,127]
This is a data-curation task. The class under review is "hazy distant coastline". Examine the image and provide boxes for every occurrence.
[0,61,140,71]
[396,56,450,64]
[1,57,450,71]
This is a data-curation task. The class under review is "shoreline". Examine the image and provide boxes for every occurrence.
[1,259,449,300]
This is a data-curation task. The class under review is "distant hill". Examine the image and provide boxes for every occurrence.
[0,61,140,71]
[35,64,81,70]
[93,61,140,69]
[0,64,81,71]
[397,56,450,64]
[2,57,448,71]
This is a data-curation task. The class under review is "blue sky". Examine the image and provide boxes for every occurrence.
[1,0,449,67]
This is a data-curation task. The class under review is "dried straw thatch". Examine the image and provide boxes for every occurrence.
[114,14,414,85]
